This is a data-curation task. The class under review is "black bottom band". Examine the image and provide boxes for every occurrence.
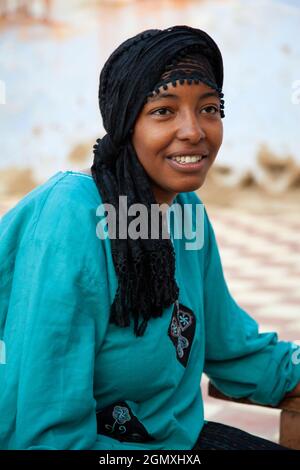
[192,421,289,450]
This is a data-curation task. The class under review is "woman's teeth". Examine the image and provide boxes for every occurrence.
[170,155,204,164]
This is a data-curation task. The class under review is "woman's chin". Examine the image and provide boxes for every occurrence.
[173,176,206,194]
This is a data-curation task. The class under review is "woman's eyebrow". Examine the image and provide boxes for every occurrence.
[148,90,219,102]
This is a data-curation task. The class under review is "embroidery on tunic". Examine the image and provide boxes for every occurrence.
[168,301,196,367]
[96,401,155,443]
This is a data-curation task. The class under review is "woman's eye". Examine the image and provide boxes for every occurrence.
[201,105,220,115]
[151,108,172,116]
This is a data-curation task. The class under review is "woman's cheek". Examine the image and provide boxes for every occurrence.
[216,121,223,147]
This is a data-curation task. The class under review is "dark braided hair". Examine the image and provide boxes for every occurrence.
[91,26,225,337]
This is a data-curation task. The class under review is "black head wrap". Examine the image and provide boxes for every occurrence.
[91,25,225,337]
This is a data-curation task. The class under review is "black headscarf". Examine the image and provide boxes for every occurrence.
[91,25,225,337]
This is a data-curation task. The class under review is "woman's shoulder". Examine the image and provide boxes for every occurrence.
[0,170,101,250]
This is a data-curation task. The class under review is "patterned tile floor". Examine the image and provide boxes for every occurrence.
[1,192,299,444]
[201,201,300,444]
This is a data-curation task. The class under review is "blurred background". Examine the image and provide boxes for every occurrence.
[0,0,299,445]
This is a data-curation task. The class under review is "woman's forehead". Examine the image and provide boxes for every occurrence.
[146,82,220,104]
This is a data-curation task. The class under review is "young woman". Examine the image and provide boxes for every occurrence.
[0,25,299,450]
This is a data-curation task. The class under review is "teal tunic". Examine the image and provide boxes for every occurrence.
[0,170,299,450]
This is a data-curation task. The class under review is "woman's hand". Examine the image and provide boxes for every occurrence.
[285,382,300,398]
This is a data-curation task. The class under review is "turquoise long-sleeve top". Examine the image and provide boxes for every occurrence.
[0,170,299,450]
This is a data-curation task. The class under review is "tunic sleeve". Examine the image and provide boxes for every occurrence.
[0,188,107,449]
[202,207,300,406]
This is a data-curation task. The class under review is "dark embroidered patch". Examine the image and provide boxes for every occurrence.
[96,401,155,443]
[168,301,196,367]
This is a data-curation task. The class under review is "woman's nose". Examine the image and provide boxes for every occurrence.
[176,113,206,143]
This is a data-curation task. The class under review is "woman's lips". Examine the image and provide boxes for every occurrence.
[166,156,208,173]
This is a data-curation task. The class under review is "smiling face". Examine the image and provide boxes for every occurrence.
[131,81,223,205]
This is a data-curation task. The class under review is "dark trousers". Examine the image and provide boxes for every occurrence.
[192,421,289,450]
